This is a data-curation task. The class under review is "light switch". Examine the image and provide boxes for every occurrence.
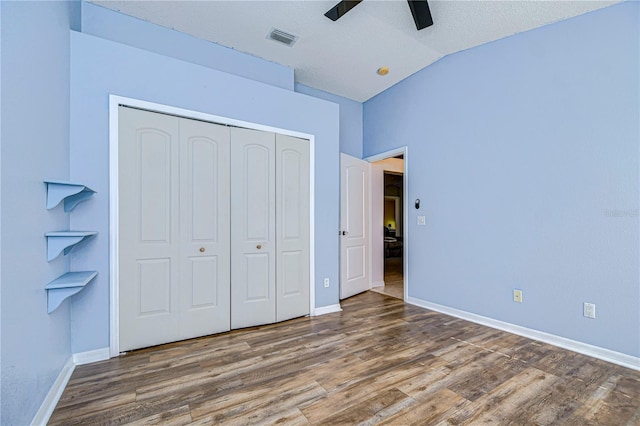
[417,216,426,225]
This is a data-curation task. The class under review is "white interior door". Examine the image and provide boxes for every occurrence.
[119,107,181,351]
[340,153,370,299]
[178,118,231,339]
[230,127,276,328]
[119,107,231,351]
[276,134,310,321]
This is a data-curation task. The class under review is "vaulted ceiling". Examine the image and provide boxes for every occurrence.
[93,1,620,101]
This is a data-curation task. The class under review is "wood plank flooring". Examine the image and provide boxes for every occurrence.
[50,292,640,425]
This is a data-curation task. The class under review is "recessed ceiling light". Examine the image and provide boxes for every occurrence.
[267,28,298,47]
[377,67,390,76]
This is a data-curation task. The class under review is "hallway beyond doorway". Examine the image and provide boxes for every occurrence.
[371,256,403,300]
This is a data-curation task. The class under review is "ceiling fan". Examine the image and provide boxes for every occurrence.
[325,0,433,30]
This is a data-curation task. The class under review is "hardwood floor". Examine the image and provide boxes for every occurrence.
[50,292,640,425]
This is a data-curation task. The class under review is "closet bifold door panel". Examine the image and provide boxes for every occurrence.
[119,107,181,351]
[178,118,231,340]
[230,127,277,329]
[276,134,310,322]
[118,107,231,352]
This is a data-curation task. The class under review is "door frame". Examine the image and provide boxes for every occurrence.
[365,147,409,301]
[108,95,316,357]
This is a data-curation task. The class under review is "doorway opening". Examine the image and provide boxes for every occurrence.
[368,152,406,301]
[380,171,404,299]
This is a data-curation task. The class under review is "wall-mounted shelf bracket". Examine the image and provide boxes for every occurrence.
[45,180,96,212]
[45,271,97,313]
[45,231,97,261]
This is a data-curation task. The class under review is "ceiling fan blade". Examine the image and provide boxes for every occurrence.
[407,0,433,30]
[324,0,363,21]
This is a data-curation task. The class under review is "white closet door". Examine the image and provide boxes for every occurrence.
[178,118,231,338]
[230,127,276,328]
[119,108,231,351]
[276,134,310,321]
[119,107,181,351]
[119,107,311,349]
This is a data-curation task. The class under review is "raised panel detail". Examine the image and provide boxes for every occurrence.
[281,251,302,297]
[245,253,270,301]
[245,145,270,241]
[138,258,171,315]
[189,256,217,308]
[281,150,302,240]
[190,137,217,242]
[139,130,171,242]
[346,246,365,281]
[346,166,365,239]
[275,134,310,322]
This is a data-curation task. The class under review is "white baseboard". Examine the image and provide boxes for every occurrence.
[371,280,385,288]
[312,303,342,316]
[31,347,111,425]
[31,357,75,426]
[406,296,640,371]
[73,347,110,365]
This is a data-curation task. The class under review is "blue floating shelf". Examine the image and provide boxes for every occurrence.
[45,231,97,261]
[45,271,97,313]
[45,180,96,212]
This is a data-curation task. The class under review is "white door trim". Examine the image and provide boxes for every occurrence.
[365,147,409,301]
[108,95,316,357]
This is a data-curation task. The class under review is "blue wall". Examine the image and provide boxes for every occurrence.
[80,2,294,91]
[0,1,340,420]
[1,2,3,418]
[364,2,639,357]
[67,6,342,354]
[1,1,637,422]
[0,1,79,424]
[68,32,340,353]
[295,83,363,158]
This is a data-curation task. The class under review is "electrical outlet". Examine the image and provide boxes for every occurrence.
[513,289,523,303]
[324,278,330,288]
[583,302,596,319]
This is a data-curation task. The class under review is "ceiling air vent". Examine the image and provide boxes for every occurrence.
[267,28,298,47]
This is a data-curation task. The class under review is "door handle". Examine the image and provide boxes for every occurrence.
[341,231,348,236]
[199,247,205,253]
[256,244,262,249]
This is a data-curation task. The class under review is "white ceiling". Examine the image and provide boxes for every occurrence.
[93,0,620,102]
